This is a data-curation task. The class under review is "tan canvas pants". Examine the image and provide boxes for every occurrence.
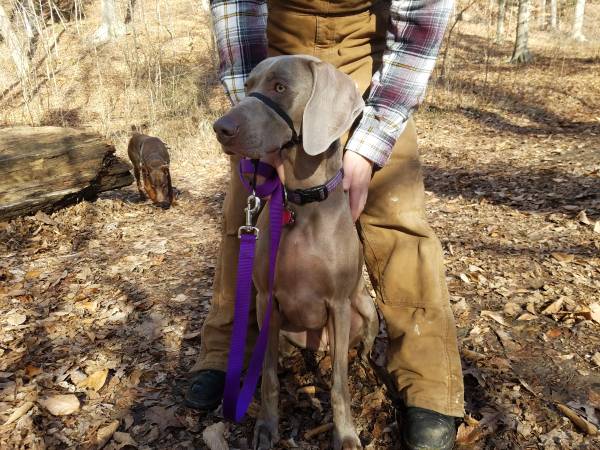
[195,0,464,417]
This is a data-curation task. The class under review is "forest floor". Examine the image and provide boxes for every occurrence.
[1,1,600,449]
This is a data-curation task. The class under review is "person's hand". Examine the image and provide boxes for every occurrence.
[342,151,374,222]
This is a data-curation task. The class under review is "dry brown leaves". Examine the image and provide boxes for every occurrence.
[1,1,600,449]
[0,160,225,448]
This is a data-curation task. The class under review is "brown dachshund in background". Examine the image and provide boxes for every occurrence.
[127,132,174,209]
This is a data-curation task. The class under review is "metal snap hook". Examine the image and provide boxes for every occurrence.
[239,194,261,239]
[245,194,261,226]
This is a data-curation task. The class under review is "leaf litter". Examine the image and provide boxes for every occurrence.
[1,3,600,450]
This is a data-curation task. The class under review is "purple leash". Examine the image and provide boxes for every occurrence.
[223,159,283,422]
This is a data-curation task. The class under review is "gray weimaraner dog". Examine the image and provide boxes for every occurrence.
[213,55,379,450]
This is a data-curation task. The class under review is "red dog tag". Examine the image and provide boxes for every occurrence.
[282,207,295,226]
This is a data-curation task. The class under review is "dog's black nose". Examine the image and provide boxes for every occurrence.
[213,116,239,141]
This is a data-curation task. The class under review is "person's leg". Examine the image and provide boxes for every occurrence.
[357,120,464,418]
[356,121,463,449]
[194,154,259,371]
[185,155,259,409]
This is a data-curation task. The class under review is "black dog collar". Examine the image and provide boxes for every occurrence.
[248,92,301,148]
[286,169,344,205]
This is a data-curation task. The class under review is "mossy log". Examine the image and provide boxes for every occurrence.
[0,126,133,220]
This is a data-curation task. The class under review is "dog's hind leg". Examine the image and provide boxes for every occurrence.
[329,301,362,450]
[352,280,378,365]
[254,297,281,450]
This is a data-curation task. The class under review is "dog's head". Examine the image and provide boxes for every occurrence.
[213,55,364,159]
[142,162,173,209]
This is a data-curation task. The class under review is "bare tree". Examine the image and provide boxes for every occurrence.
[496,0,507,43]
[0,2,29,78]
[2,0,100,81]
[124,0,137,24]
[511,0,533,63]
[571,0,586,41]
[539,0,547,28]
[90,0,127,45]
[549,0,558,29]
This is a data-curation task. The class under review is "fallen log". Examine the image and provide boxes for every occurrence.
[0,126,133,220]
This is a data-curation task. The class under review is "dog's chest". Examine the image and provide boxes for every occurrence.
[274,228,330,327]
[254,206,359,327]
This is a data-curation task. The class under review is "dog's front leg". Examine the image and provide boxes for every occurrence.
[254,297,280,450]
[135,164,146,200]
[329,301,362,450]
[132,164,145,199]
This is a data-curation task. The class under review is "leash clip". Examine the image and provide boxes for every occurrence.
[238,194,261,238]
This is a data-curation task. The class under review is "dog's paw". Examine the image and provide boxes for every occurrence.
[333,427,362,450]
[253,420,279,450]
[359,346,371,366]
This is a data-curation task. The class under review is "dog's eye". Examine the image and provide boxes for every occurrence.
[274,83,286,93]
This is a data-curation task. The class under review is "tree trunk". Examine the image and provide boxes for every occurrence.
[511,0,533,63]
[124,0,137,24]
[90,0,127,45]
[0,127,133,221]
[549,0,558,29]
[539,0,547,28]
[496,0,507,43]
[0,3,29,79]
[571,0,586,41]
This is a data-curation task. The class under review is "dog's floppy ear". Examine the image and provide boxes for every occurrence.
[302,60,365,156]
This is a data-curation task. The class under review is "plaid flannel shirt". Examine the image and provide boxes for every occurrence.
[210,0,453,167]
